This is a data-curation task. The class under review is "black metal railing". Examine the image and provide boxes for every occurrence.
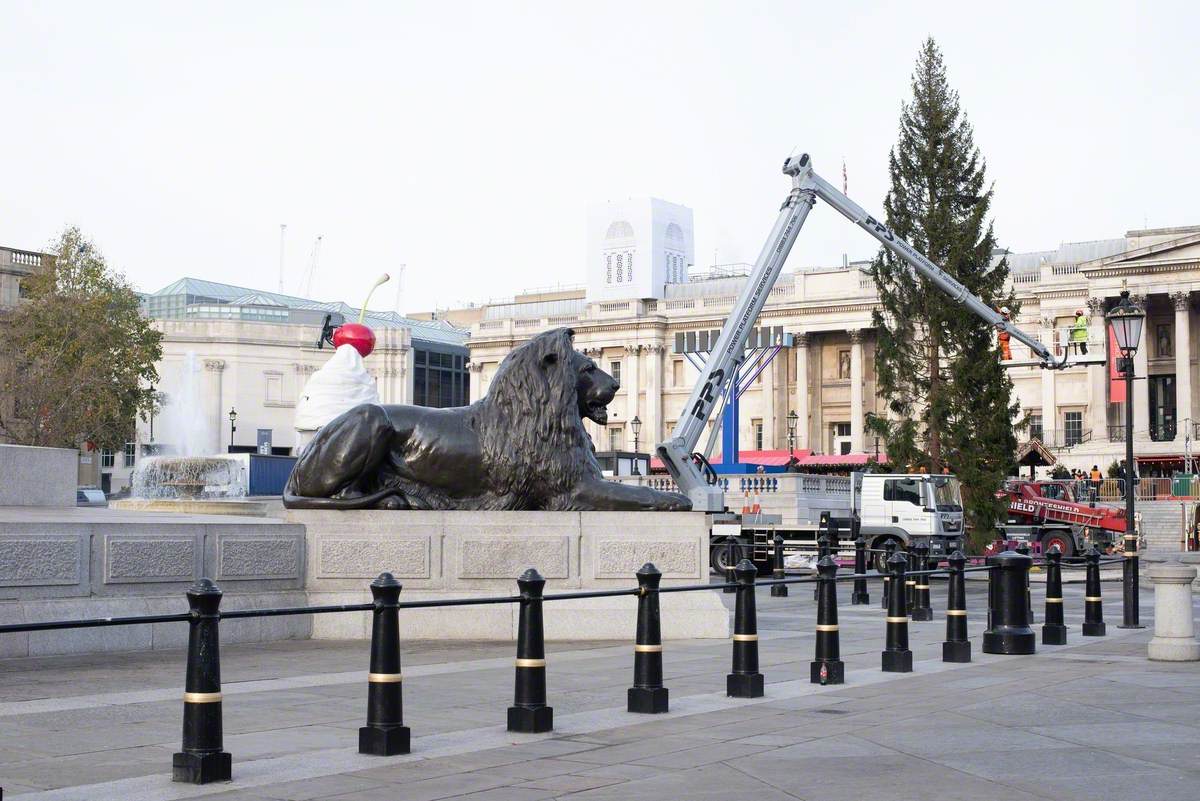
[0,545,1128,786]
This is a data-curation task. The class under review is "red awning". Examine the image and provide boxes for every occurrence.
[649,449,875,470]
[797,453,872,467]
[1135,455,1184,463]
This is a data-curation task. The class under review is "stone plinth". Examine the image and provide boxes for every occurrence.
[111,498,271,517]
[0,444,76,507]
[288,510,729,641]
[1148,563,1200,661]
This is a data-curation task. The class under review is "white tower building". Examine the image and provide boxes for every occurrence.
[586,198,694,302]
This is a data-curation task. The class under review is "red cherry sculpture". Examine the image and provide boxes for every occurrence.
[332,322,376,358]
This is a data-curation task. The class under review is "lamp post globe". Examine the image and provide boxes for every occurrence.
[1105,289,1145,628]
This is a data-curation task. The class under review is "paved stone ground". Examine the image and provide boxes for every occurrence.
[2,579,1197,801]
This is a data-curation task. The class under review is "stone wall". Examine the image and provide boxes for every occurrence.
[0,444,76,507]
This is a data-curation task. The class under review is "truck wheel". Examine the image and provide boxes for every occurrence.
[871,538,902,573]
[710,542,739,574]
[1041,531,1075,557]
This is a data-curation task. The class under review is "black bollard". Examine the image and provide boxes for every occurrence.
[851,534,869,605]
[508,568,553,732]
[905,546,917,609]
[1082,546,1106,637]
[882,551,913,672]
[1042,546,1068,645]
[173,578,231,784]
[770,533,788,598]
[910,543,932,621]
[1119,530,1144,629]
[814,530,831,600]
[1015,541,1035,623]
[628,563,669,713]
[811,556,845,684]
[982,550,1036,655]
[942,550,971,663]
[723,536,737,594]
[881,540,896,610]
[727,559,764,698]
[359,572,410,756]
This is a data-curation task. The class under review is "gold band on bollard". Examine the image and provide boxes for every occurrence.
[885,616,908,623]
[515,658,546,668]
[368,672,403,683]
[905,580,916,585]
[731,633,759,642]
[183,691,223,704]
[945,609,967,616]
[1124,551,1138,557]
[1085,596,1103,602]
[1045,597,1063,603]
[915,584,930,590]
[633,644,663,653]
[815,624,839,632]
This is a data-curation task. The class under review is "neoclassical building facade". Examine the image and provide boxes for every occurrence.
[467,222,1200,476]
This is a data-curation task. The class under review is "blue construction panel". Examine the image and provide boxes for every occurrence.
[248,454,297,496]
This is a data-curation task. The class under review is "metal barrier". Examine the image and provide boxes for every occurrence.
[0,547,1127,785]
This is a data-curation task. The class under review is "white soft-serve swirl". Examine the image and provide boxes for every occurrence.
[294,344,380,431]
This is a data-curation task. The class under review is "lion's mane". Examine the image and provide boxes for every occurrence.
[471,327,599,508]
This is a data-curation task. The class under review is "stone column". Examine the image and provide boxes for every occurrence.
[625,345,641,447]
[850,330,865,453]
[1087,298,1108,442]
[1040,318,1057,444]
[645,344,664,447]
[762,347,776,449]
[205,359,226,454]
[1132,294,1150,441]
[1147,563,1200,661]
[1174,292,1192,443]
[468,361,485,404]
[795,334,810,450]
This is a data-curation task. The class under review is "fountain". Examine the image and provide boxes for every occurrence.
[111,353,268,516]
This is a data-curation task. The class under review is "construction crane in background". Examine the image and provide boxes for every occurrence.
[299,235,323,298]
[393,264,406,313]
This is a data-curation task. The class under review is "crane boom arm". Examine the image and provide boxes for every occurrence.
[657,153,1060,512]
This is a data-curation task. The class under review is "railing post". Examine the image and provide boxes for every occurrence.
[882,551,912,673]
[508,568,553,732]
[628,563,669,713]
[811,556,845,684]
[911,543,932,621]
[1015,541,1035,623]
[852,534,869,605]
[359,572,410,756]
[172,578,231,784]
[770,533,788,598]
[1120,528,1144,629]
[723,536,737,594]
[881,540,896,610]
[727,559,764,698]
[1082,546,1107,637]
[982,550,1036,655]
[1042,546,1067,645]
[942,550,971,663]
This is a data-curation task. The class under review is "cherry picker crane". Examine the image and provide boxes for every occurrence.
[658,153,1072,512]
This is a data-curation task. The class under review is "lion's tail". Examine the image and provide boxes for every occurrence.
[282,488,402,510]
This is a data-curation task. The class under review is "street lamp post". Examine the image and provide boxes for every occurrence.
[228,408,238,453]
[630,415,642,476]
[787,410,798,469]
[1107,290,1145,629]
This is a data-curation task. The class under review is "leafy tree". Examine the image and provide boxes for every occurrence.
[0,227,162,450]
[867,39,1020,546]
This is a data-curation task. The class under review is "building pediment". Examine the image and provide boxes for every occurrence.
[1081,230,1200,275]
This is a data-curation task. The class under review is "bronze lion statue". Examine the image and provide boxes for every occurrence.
[283,327,692,511]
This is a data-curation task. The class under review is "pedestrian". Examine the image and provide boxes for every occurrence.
[997,307,1012,360]
[1070,308,1089,355]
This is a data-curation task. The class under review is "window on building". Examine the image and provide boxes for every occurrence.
[609,426,623,451]
[1029,413,1043,442]
[672,360,683,387]
[832,422,852,456]
[412,347,469,408]
[606,254,612,284]
[884,478,922,505]
[1064,411,1083,446]
[753,419,764,451]
[123,441,136,468]
[610,361,621,385]
[265,373,283,404]
[17,280,30,299]
[101,449,115,468]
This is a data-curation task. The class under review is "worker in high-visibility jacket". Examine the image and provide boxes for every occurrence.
[1070,309,1089,355]
[997,307,1012,360]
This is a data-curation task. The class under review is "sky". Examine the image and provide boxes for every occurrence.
[1,1,1197,315]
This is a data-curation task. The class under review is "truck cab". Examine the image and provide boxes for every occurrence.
[858,473,965,568]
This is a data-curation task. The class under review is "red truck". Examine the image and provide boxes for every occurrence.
[995,479,1126,556]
